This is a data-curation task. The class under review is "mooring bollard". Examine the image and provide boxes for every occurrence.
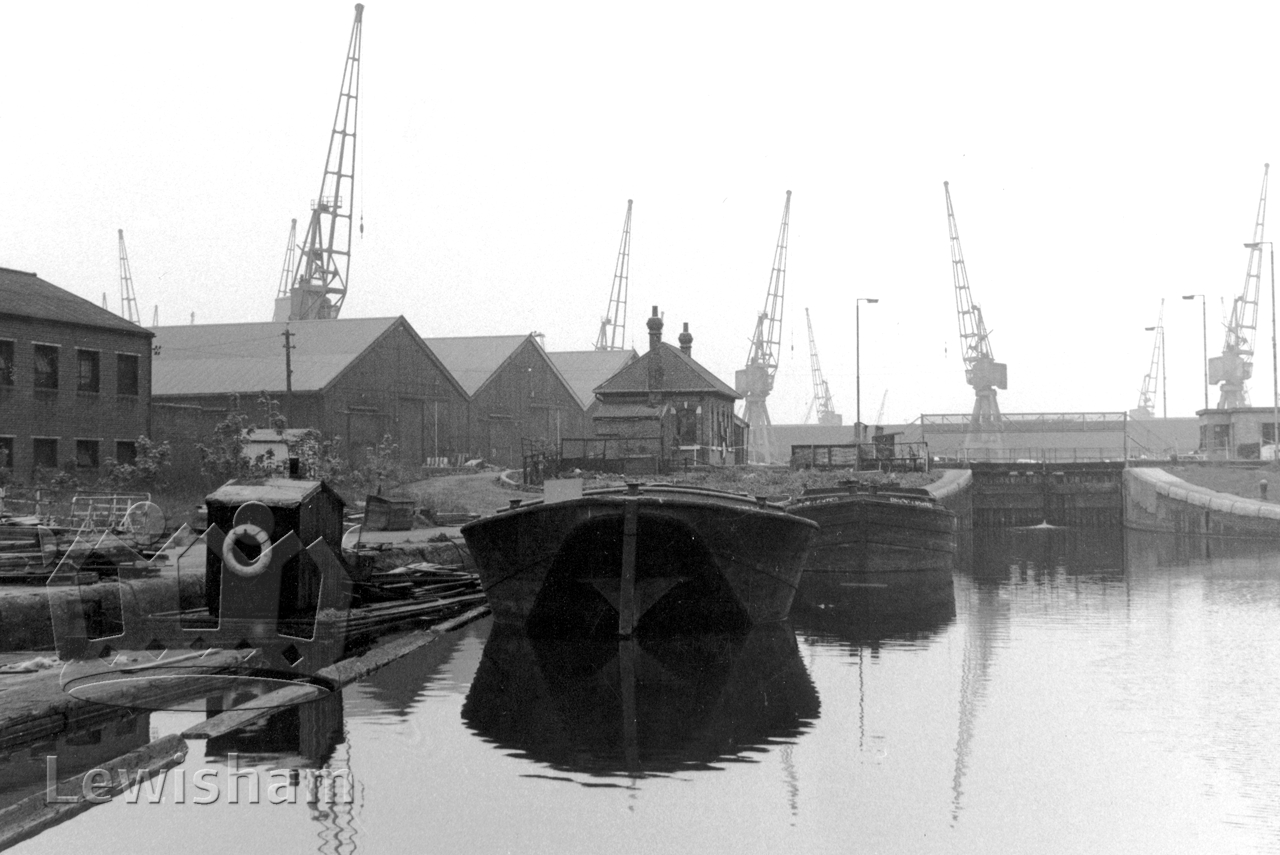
[1261,479,1268,501]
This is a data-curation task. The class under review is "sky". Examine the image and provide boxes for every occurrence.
[6,1,1280,426]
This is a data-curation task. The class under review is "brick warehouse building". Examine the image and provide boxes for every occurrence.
[151,317,470,470]
[0,267,153,478]
[423,334,589,467]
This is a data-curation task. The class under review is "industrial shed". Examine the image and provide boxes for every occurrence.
[0,267,153,479]
[423,334,588,467]
[546,349,637,418]
[151,317,470,469]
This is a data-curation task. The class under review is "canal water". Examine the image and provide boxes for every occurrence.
[11,527,1280,854]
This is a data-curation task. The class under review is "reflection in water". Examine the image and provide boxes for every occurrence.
[461,623,819,781]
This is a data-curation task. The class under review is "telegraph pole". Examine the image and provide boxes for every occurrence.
[282,326,295,394]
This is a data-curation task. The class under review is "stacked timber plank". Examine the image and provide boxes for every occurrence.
[347,563,485,637]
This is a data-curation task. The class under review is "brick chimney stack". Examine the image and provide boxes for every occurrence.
[678,322,693,356]
[647,306,663,352]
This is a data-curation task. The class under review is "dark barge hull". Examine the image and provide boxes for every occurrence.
[785,486,957,617]
[461,484,818,636]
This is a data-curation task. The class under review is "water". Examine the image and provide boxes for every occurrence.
[11,528,1280,854]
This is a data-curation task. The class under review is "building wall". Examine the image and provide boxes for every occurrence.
[592,391,739,466]
[0,315,152,479]
[321,323,469,467]
[471,339,589,467]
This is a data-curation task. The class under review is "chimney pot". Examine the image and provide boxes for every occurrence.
[646,306,664,352]
[678,322,693,356]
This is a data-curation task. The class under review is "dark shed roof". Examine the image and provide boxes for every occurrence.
[0,267,153,337]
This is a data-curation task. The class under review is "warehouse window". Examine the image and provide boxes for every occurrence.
[77,349,100,393]
[0,340,13,386]
[33,438,57,469]
[33,345,59,390]
[0,437,12,469]
[115,441,137,466]
[76,440,100,469]
[117,353,139,396]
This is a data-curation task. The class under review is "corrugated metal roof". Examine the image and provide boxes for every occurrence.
[0,267,153,336]
[595,343,739,398]
[152,317,400,396]
[547,349,637,409]
[420,335,528,396]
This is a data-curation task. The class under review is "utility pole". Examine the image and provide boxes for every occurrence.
[282,326,295,395]
[1184,294,1208,411]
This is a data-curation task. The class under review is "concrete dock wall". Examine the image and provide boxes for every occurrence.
[1124,467,1280,537]
[926,469,973,530]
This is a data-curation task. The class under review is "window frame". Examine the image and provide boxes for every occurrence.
[32,437,58,469]
[75,438,101,469]
[76,348,101,394]
[116,352,140,396]
[0,436,13,469]
[33,343,60,391]
[0,339,14,386]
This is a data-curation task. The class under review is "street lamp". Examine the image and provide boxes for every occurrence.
[1144,323,1167,419]
[855,297,879,440]
[1244,241,1277,457]
[1183,294,1208,412]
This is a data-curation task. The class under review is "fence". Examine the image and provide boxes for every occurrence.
[791,441,930,472]
[558,436,666,478]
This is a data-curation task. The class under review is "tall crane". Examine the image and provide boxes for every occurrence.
[805,308,841,426]
[595,200,632,350]
[274,218,299,311]
[735,191,791,464]
[1131,300,1165,419]
[275,4,364,322]
[944,182,1006,435]
[1209,163,1269,408]
[117,229,141,326]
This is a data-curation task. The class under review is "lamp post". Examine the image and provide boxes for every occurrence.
[1183,294,1208,412]
[1244,241,1277,457]
[1144,323,1167,419]
[855,297,879,441]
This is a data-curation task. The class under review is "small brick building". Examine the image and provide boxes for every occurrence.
[591,308,746,467]
[0,267,153,479]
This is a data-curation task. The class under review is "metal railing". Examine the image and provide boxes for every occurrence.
[791,441,930,472]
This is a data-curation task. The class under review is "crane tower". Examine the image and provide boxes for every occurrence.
[595,200,632,350]
[274,219,299,310]
[275,4,364,322]
[117,229,141,326]
[1131,300,1164,419]
[944,182,1006,438]
[735,191,791,464]
[1208,163,1269,408]
[805,308,841,426]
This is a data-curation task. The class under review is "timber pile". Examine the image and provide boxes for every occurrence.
[346,562,486,637]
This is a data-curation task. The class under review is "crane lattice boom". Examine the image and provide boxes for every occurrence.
[1209,163,1269,408]
[1134,299,1164,418]
[734,191,793,464]
[805,308,840,426]
[117,229,141,326]
[278,4,363,322]
[275,218,299,303]
[944,181,1006,433]
[595,200,632,350]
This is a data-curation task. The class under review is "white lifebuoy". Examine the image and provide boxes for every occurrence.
[223,523,273,578]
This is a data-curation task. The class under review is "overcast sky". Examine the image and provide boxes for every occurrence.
[6,2,1279,426]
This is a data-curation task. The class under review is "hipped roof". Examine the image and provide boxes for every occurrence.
[595,342,739,399]
[0,267,153,337]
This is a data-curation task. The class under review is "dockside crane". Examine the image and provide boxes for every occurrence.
[735,191,792,464]
[595,200,632,350]
[1131,300,1165,419]
[1209,163,1269,408]
[805,308,841,426]
[117,229,141,326]
[275,4,364,322]
[944,182,1006,435]
[274,219,299,314]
